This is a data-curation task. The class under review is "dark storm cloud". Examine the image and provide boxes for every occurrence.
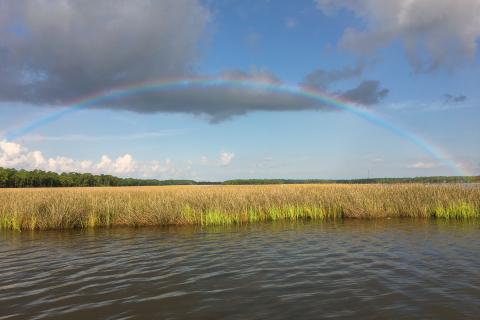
[302,61,366,89]
[444,94,467,104]
[301,60,389,107]
[0,0,387,122]
[340,81,389,105]
[94,72,389,122]
[94,70,331,122]
[0,0,210,103]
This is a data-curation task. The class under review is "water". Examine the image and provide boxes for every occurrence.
[1,220,479,319]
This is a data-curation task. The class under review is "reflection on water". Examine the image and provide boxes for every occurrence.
[1,220,479,319]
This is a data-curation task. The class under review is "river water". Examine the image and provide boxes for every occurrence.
[1,220,479,319]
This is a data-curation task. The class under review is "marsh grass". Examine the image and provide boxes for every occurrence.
[0,184,479,230]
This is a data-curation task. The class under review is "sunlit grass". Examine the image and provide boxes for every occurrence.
[434,202,478,219]
[0,184,478,230]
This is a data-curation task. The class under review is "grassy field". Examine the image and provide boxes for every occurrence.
[1,184,479,230]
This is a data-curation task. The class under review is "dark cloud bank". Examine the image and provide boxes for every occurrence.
[444,94,467,105]
[0,0,390,122]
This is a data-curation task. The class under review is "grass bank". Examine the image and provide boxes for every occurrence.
[1,184,479,231]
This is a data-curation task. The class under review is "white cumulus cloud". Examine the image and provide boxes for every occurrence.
[0,140,190,178]
[219,152,235,166]
[200,152,235,166]
[407,161,438,169]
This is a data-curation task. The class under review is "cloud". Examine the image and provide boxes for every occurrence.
[0,140,21,157]
[219,152,235,166]
[0,0,210,103]
[0,140,44,168]
[407,161,438,169]
[302,61,366,89]
[200,152,235,166]
[387,97,474,112]
[315,0,480,72]
[0,140,189,178]
[95,154,136,175]
[95,69,362,122]
[444,94,467,105]
[0,1,386,123]
[301,63,389,106]
[340,80,389,105]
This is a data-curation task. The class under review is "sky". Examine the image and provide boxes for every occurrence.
[0,0,479,180]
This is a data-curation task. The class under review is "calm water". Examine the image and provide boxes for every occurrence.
[1,220,479,320]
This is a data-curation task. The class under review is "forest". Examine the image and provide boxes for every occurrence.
[0,167,478,188]
[0,167,199,188]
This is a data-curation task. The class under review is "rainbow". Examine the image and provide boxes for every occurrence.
[3,77,468,176]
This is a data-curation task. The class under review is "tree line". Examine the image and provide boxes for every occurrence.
[0,167,199,188]
[0,167,478,188]
[223,177,480,185]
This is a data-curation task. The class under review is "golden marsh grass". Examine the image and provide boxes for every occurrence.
[1,184,479,230]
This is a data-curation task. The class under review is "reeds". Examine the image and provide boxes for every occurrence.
[0,184,479,230]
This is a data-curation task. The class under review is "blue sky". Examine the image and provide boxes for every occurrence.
[0,0,479,180]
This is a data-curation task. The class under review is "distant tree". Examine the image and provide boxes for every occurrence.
[0,166,478,188]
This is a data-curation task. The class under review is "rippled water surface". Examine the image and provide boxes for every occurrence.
[1,220,479,319]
